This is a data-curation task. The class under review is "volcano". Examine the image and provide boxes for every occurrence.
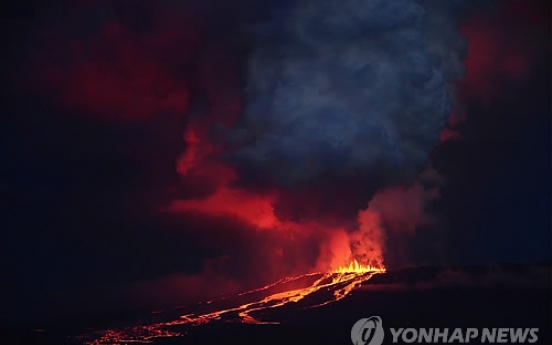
[10,263,550,345]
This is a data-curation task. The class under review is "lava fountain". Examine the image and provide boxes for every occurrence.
[79,261,385,345]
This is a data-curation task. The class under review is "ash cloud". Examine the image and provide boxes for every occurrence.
[228,0,473,190]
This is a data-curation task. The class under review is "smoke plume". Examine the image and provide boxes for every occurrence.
[175,0,480,273]
[227,0,470,191]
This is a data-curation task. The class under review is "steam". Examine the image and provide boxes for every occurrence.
[228,0,470,190]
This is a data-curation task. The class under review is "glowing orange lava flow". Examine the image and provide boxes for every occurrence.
[80,261,385,345]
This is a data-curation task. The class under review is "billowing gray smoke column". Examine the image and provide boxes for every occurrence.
[229,0,471,189]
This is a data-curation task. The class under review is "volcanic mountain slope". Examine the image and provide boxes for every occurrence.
[8,263,551,345]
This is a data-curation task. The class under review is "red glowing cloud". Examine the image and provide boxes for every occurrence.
[36,14,199,122]
[459,0,549,103]
[439,0,549,144]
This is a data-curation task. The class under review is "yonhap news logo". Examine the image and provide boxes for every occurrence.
[351,317,385,345]
[351,316,539,344]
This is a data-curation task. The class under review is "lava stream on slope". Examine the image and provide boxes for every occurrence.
[79,261,385,345]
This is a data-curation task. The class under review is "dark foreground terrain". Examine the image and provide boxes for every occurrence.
[3,264,550,345]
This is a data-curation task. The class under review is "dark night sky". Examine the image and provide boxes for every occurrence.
[1,0,550,328]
